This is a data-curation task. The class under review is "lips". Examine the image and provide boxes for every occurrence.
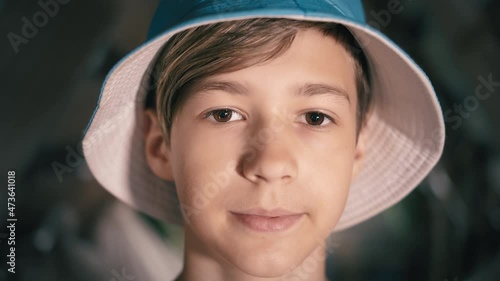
[230,208,305,232]
[233,207,303,217]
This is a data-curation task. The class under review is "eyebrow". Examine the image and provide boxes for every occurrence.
[189,79,351,104]
[295,82,351,104]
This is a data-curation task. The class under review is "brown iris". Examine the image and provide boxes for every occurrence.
[212,109,233,122]
[305,112,327,126]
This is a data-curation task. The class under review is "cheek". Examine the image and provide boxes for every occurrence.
[170,123,239,221]
[303,137,356,229]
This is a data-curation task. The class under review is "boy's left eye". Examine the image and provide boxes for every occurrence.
[299,111,335,127]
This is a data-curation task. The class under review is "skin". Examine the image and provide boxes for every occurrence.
[144,28,367,281]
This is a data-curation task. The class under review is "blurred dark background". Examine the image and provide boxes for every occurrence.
[1,0,499,280]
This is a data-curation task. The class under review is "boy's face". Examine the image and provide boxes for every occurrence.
[147,28,364,278]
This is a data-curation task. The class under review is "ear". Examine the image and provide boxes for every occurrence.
[351,127,367,181]
[144,109,174,181]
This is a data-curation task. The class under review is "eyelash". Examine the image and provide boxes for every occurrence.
[203,108,336,128]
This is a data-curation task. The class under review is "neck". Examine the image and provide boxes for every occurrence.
[174,229,330,281]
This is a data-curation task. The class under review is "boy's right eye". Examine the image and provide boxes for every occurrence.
[204,108,245,123]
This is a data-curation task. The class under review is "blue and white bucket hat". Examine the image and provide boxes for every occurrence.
[82,0,445,231]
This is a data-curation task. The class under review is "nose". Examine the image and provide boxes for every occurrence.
[240,124,298,185]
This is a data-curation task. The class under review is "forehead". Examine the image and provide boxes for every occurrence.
[188,79,351,105]
[185,28,357,104]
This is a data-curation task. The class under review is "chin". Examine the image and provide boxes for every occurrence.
[228,247,303,278]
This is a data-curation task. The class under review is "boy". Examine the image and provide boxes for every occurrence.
[82,0,445,280]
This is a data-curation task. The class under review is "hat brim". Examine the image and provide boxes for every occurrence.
[82,13,445,231]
